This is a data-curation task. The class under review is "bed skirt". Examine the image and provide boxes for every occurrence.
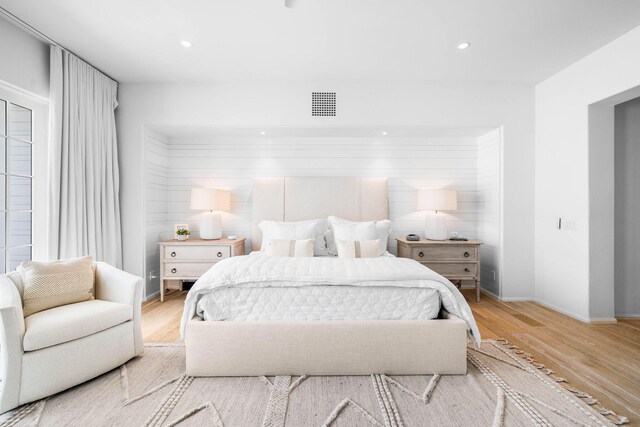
[185,313,468,376]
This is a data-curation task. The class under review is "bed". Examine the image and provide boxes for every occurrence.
[182,177,479,376]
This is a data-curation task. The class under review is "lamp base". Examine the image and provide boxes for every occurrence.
[424,212,447,241]
[200,212,222,240]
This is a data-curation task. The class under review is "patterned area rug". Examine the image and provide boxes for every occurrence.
[0,340,627,426]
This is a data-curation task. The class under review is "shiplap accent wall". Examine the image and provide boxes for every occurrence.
[143,133,501,298]
[144,130,170,298]
[477,129,501,296]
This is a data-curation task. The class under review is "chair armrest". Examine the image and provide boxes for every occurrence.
[94,262,144,356]
[94,262,143,307]
[0,276,25,412]
[0,276,25,337]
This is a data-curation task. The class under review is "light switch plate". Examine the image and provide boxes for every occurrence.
[558,218,577,230]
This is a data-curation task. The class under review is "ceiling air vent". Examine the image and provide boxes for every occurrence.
[312,92,336,117]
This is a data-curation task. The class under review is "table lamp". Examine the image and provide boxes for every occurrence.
[417,189,457,240]
[190,188,230,240]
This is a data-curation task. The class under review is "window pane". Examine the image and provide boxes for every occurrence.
[9,211,31,246]
[0,249,5,274]
[9,139,32,176]
[9,176,31,210]
[0,212,4,247]
[0,175,4,211]
[9,103,32,142]
[0,137,5,173]
[0,100,5,136]
[8,246,30,271]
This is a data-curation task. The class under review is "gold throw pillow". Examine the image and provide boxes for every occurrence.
[18,256,95,317]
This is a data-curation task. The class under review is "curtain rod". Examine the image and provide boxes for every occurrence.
[0,6,119,85]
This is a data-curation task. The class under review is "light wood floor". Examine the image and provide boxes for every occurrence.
[142,289,640,423]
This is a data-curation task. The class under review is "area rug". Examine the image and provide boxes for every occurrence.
[0,340,628,427]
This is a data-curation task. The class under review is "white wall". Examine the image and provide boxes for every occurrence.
[477,129,501,296]
[142,131,499,297]
[164,135,482,248]
[0,18,49,99]
[614,96,640,317]
[117,81,534,300]
[535,25,640,321]
[143,129,170,298]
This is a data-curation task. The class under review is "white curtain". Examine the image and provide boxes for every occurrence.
[48,46,123,267]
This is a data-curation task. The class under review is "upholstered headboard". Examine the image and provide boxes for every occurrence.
[251,177,389,251]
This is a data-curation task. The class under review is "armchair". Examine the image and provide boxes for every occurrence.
[0,262,143,414]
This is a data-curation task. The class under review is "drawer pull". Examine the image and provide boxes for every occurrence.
[418,252,424,258]
[217,251,222,258]
[464,252,470,258]
[464,268,470,272]
[171,268,177,274]
[170,251,176,257]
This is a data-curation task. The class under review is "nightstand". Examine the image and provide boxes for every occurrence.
[158,238,245,302]
[396,237,482,302]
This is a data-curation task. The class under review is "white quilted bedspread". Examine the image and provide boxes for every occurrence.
[195,285,442,322]
[180,252,481,344]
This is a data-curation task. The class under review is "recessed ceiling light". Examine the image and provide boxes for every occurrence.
[381,131,388,136]
[457,42,471,50]
[181,40,193,48]
[260,131,266,135]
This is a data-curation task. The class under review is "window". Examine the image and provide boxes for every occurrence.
[0,98,33,273]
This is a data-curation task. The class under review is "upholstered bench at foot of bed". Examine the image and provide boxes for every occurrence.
[185,314,468,376]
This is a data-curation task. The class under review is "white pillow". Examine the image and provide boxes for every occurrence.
[336,239,380,259]
[259,219,328,256]
[266,239,314,257]
[327,216,391,256]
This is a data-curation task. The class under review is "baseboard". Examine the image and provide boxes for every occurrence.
[480,288,499,300]
[478,288,535,303]
[615,314,640,319]
[531,298,592,323]
[144,290,160,302]
[479,292,624,324]
[588,318,618,324]
[499,296,534,302]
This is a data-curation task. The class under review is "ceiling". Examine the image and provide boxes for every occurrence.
[2,0,640,84]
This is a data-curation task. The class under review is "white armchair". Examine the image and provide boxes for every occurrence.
[0,262,144,414]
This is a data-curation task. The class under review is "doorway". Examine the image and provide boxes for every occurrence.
[614,97,640,318]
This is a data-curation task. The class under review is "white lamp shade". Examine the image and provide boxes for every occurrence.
[190,188,231,212]
[417,189,457,212]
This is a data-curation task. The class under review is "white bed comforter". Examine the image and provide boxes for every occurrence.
[180,252,481,345]
[195,285,442,322]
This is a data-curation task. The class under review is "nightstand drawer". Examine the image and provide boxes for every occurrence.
[411,245,477,261]
[159,238,245,302]
[164,245,231,261]
[397,237,482,302]
[422,262,477,278]
[164,262,215,278]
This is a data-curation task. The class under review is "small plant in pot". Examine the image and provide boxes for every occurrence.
[176,228,190,241]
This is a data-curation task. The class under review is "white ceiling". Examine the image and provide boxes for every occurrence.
[2,0,640,84]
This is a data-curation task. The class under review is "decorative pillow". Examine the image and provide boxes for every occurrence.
[327,216,391,256]
[266,239,315,258]
[336,239,381,259]
[259,219,328,256]
[18,256,95,317]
